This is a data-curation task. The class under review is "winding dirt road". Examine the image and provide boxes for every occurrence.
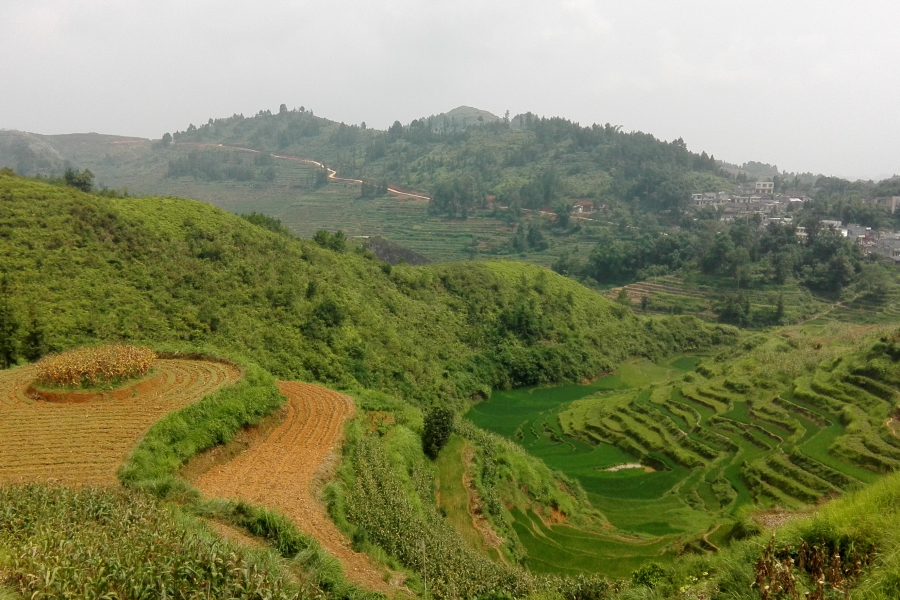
[0,359,241,487]
[194,381,400,595]
[176,141,431,200]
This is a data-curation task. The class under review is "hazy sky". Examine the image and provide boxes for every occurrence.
[2,1,898,180]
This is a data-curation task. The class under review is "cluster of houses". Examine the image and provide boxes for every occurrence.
[690,183,900,265]
[565,186,900,264]
[690,182,812,222]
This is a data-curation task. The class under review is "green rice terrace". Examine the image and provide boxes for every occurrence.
[609,273,900,326]
[465,322,900,578]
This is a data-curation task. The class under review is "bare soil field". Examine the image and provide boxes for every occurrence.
[193,382,403,595]
[0,359,241,487]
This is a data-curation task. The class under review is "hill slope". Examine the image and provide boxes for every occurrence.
[0,171,734,406]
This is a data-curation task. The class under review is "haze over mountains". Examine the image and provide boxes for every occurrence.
[0,105,857,184]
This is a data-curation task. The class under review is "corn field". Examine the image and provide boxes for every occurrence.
[36,344,156,388]
[0,485,300,600]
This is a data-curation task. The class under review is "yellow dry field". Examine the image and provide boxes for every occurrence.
[0,359,241,487]
[194,382,404,595]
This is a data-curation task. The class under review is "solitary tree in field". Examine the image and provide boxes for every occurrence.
[423,407,454,459]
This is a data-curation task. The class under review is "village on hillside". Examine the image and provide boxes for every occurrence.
[566,182,900,265]
[689,183,900,264]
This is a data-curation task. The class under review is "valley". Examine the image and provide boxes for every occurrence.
[2,111,900,599]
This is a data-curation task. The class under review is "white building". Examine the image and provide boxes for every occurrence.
[755,181,775,194]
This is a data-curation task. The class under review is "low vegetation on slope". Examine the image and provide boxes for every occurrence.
[0,485,300,600]
[0,170,734,407]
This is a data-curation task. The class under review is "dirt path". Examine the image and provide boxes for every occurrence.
[193,382,401,595]
[0,360,241,487]
[796,293,860,326]
[175,141,431,200]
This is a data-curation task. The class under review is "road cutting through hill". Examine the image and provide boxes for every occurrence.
[193,381,402,595]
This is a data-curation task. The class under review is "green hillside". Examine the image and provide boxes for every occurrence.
[4,172,900,599]
[0,170,733,406]
[0,105,734,268]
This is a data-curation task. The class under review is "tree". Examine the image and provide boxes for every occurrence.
[616,287,631,307]
[429,174,479,219]
[313,230,346,252]
[63,168,94,193]
[314,167,328,188]
[21,308,46,362]
[526,224,547,251]
[716,292,751,327]
[551,251,579,276]
[0,279,18,368]
[775,294,785,325]
[423,407,454,459]
[553,201,572,228]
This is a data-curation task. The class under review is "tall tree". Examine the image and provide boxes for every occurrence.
[0,278,18,368]
[64,168,94,193]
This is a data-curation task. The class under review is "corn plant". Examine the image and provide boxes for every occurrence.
[36,344,156,388]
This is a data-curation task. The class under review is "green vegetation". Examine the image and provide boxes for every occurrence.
[423,407,455,458]
[605,465,900,599]
[118,351,283,494]
[324,390,617,599]
[0,108,734,269]
[0,485,300,599]
[4,167,900,598]
[486,325,900,580]
[459,322,900,584]
[0,170,734,409]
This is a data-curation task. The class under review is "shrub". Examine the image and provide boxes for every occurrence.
[631,562,671,588]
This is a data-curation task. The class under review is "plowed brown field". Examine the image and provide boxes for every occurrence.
[194,382,402,595]
[0,359,241,486]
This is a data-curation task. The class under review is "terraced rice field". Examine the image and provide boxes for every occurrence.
[609,274,900,326]
[466,340,900,576]
[607,275,827,321]
[193,382,401,595]
[0,359,241,486]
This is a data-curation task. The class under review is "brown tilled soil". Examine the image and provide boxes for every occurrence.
[193,381,404,596]
[0,359,241,487]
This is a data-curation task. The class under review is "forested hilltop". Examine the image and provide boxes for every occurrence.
[0,170,733,406]
[3,106,899,315]
[165,105,728,215]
